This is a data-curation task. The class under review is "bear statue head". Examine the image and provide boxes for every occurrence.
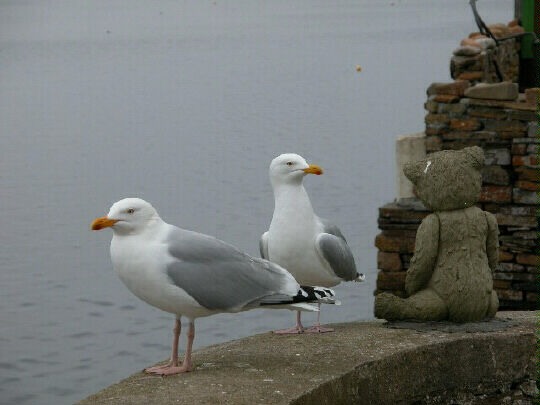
[403,146,484,211]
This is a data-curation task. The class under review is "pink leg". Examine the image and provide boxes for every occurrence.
[156,320,194,375]
[305,304,334,333]
[273,311,305,334]
[145,317,181,374]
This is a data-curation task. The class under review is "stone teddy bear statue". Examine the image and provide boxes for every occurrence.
[375,146,499,323]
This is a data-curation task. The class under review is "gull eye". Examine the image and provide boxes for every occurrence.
[286,161,293,166]
[126,208,135,214]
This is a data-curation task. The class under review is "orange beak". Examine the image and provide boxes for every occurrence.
[303,164,323,175]
[91,216,119,230]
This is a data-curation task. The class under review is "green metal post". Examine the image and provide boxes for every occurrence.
[520,0,534,58]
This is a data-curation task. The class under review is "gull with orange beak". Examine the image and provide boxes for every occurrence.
[260,153,365,334]
[91,197,338,375]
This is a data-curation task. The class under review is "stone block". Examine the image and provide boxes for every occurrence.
[493,279,512,289]
[512,137,540,144]
[425,125,447,136]
[456,71,483,81]
[427,80,470,97]
[442,140,487,150]
[473,131,499,141]
[425,113,449,125]
[449,118,482,131]
[379,203,429,221]
[483,119,527,133]
[374,232,415,253]
[425,135,442,151]
[424,99,439,113]
[484,148,510,165]
[453,46,481,56]
[395,133,426,200]
[498,250,514,262]
[515,181,539,191]
[377,221,422,231]
[494,214,536,228]
[526,144,537,154]
[468,107,507,120]
[451,55,483,75]
[512,142,538,156]
[506,109,537,122]
[442,131,471,140]
[437,102,467,115]
[527,122,538,138]
[513,188,537,205]
[524,87,540,105]
[464,82,518,101]
[376,270,406,291]
[495,289,523,301]
[433,94,461,103]
[497,263,525,273]
[377,252,402,272]
[499,235,537,248]
[511,143,527,155]
[516,254,540,266]
[479,186,512,203]
[526,292,539,303]
[498,131,529,140]
[512,282,539,293]
[512,155,538,167]
[497,205,536,216]
[494,272,535,282]
[512,231,537,240]
[515,167,538,182]
[481,165,509,185]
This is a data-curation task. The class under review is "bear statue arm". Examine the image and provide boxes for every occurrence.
[485,211,499,272]
[405,213,439,296]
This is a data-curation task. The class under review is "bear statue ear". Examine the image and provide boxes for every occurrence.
[403,160,422,184]
[464,146,485,170]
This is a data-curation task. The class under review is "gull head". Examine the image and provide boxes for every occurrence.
[269,153,323,187]
[91,197,160,235]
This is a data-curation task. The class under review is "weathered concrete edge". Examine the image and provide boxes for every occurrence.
[292,329,535,404]
[77,311,537,405]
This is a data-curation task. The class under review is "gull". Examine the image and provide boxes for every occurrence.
[260,153,364,334]
[91,197,337,375]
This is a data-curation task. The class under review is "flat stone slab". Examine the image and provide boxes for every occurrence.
[77,311,536,405]
[464,82,519,101]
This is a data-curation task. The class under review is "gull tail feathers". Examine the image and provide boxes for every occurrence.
[258,285,339,310]
[296,286,340,305]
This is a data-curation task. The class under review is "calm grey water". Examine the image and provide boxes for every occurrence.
[0,1,510,404]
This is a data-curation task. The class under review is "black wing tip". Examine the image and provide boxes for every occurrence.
[295,285,337,304]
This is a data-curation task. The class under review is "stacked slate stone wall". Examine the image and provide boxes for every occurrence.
[450,20,524,84]
[451,38,519,84]
[374,25,538,310]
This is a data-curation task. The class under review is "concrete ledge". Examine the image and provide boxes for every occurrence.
[77,311,536,405]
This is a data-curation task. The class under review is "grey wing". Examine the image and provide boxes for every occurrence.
[316,218,358,281]
[319,217,348,241]
[259,231,269,259]
[165,227,297,311]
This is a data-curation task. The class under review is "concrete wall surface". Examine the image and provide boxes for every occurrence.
[77,311,536,405]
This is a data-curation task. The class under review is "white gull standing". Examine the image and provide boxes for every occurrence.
[260,153,364,334]
[91,197,337,375]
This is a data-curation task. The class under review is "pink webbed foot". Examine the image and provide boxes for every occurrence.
[273,325,304,335]
[144,360,193,375]
[304,325,334,333]
[144,360,175,374]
